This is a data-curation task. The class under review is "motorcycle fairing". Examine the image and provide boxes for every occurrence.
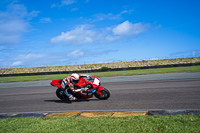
[74,78,87,88]
[51,79,63,88]
[77,91,93,98]
[51,76,106,98]
[94,86,105,96]
[97,86,104,92]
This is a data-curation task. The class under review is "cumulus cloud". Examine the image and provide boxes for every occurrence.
[0,2,39,45]
[5,50,85,67]
[106,21,150,42]
[10,53,47,67]
[0,53,47,68]
[12,61,23,66]
[93,13,121,21]
[51,20,151,45]
[113,21,149,36]
[67,49,84,58]
[51,25,98,45]
[120,9,133,14]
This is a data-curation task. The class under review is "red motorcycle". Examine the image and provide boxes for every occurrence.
[50,74,110,101]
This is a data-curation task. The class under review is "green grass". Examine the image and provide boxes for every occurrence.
[0,65,200,83]
[0,115,200,133]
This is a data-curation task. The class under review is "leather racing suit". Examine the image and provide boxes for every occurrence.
[61,74,100,100]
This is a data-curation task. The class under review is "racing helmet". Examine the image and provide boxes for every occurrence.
[71,73,79,84]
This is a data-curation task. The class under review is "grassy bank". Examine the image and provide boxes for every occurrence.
[0,115,200,133]
[0,65,200,83]
[1,57,200,74]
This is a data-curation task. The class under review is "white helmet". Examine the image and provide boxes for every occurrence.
[71,73,79,84]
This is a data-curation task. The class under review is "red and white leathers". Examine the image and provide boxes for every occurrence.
[62,74,100,100]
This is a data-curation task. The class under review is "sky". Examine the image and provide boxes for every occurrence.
[0,0,200,68]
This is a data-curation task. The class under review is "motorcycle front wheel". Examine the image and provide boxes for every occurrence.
[56,88,69,101]
[94,88,110,100]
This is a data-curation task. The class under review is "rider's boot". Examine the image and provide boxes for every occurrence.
[68,95,77,100]
[66,89,77,101]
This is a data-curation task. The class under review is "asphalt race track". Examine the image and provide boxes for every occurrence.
[0,72,200,114]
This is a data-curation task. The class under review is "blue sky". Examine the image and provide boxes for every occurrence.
[0,0,200,68]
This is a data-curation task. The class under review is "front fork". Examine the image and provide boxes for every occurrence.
[95,91,102,96]
[95,86,105,96]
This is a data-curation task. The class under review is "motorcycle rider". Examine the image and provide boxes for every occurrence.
[61,73,99,101]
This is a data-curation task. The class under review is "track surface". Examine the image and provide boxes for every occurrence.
[0,73,200,114]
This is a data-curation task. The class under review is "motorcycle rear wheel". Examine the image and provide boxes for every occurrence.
[56,88,69,101]
[94,88,110,100]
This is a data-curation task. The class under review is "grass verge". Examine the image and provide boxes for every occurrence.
[0,66,200,83]
[0,65,200,83]
[0,115,200,133]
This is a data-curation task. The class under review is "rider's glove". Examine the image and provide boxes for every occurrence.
[81,87,89,92]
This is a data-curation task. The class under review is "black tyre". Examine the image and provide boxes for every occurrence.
[94,88,110,100]
[56,88,69,101]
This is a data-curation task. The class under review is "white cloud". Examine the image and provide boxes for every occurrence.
[0,2,39,45]
[67,49,84,58]
[105,21,150,42]
[40,18,51,23]
[51,25,98,45]
[112,21,148,36]
[51,0,77,8]
[93,13,121,21]
[9,53,47,67]
[61,0,76,6]
[0,19,28,33]
[19,53,45,59]
[5,3,40,20]
[92,10,133,21]
[12,61,23,66]
[120,9,133,14]
[51,21,151,45]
